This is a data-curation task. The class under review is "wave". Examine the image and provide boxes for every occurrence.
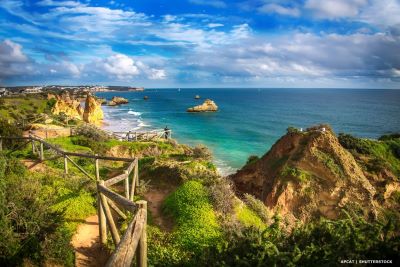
[128,110,142,116]
[213,158,237,176]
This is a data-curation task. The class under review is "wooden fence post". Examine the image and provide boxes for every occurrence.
[95,155,107,245]
[95,155,100,180]
[124,170,130,200]
[99,180,120,245]
[130,159,138,201]
[30,135,36,155]
[64,155,68,174]
[137,200,148,267]
[40,142,44,161]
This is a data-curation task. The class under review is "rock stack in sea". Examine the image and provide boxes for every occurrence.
[107,96,129,106]
[187,99,218,112]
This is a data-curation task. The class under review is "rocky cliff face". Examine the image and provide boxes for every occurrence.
[51,92,84,120]
[83,94,104,125]
[230,125,386,223]
[187,99,218,112]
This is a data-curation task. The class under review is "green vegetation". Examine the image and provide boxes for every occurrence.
[314,149,344,177]
[0,96,50,123]
[0,154,95,266]
[235,204,265,229]
[192,215,400,266]
[245,155,260,166]
[163,181,221,253]
[280,165,311,183]
[339,133,400,176]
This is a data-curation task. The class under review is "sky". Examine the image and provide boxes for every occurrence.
[0,0,400,88]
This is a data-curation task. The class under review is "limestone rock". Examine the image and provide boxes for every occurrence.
[187,99,218,112]
[230,124,378,224]
[51,92,83,120]
[83,94,104,125]
[107,96,129,106]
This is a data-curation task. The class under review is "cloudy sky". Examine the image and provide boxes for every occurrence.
[0,0,399,88]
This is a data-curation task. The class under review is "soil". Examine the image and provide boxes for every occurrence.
[144,187,174,232]
[71,215,110,267]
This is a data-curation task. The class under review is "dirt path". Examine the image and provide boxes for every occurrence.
[144,188,174,231]
[71,215,109,267]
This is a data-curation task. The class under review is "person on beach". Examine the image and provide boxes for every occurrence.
[164,126,170,139]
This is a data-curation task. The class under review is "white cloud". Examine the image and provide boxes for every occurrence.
[259,3,300,17]
[36,0,81,7]
[91,54,140,79]
[207,23,224,28]
[305,0,368,19]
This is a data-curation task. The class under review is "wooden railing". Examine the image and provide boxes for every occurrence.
[106,129,172,141]
[0,134,147,266]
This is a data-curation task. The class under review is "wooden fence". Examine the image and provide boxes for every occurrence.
[106,128,172,142]
[0,134,147,267]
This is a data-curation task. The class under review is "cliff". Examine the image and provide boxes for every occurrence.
[83,94,104,125]
[230,125,400,223]
[187,99,218,112]
[51,92,84,120]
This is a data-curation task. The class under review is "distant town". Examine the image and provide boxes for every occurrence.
[0,85,144,97]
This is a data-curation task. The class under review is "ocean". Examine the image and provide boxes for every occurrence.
[96,89,400,175]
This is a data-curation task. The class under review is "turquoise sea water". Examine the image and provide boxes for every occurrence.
[97,89,400,175]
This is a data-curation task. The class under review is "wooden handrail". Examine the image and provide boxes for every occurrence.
[98,184,137,213]
[104,173,129,186]
[105,201,147,267]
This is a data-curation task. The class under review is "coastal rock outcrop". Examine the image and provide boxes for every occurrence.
[51,92,84,120]
[83,95,104,125]
[230,124,379,223]
[187,99,218,112]
[107,96,129,106]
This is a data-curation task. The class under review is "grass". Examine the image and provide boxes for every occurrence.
[280,165,311,183]
[314,149,344,178]
[235,204,266,229]
[48,136,93,153]
[0,96,50,122]
[163,180,221,253]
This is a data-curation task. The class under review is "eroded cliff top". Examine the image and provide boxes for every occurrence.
[231,124,400,224]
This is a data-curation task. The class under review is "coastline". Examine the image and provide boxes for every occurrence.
[99,102,237,176]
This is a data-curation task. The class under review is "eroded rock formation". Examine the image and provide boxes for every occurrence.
[187,99,218,112]
[107,96,129,106]
[51,92,84,120]
[83,94,104,125]
[230,125,381,223]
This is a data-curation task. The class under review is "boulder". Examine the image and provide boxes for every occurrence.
[187,99,218,112]
[83,94,104,125]
[107,96,129,106]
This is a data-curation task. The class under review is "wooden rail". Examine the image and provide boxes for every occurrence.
[106,129,172,142]
[0,133,147,266]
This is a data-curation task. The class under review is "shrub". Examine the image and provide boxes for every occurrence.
[74,124,110,142]
[192,145,212,160]
[246,155,259,166]
[0,119,23,150]
[163,181,221,253]
[191,215,400,266]
[244,193,271,224]
[209,178,235,214]
[280,165,310,183]
[287,126,300,134]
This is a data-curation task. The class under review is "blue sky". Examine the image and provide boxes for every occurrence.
[0,0,399,88]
